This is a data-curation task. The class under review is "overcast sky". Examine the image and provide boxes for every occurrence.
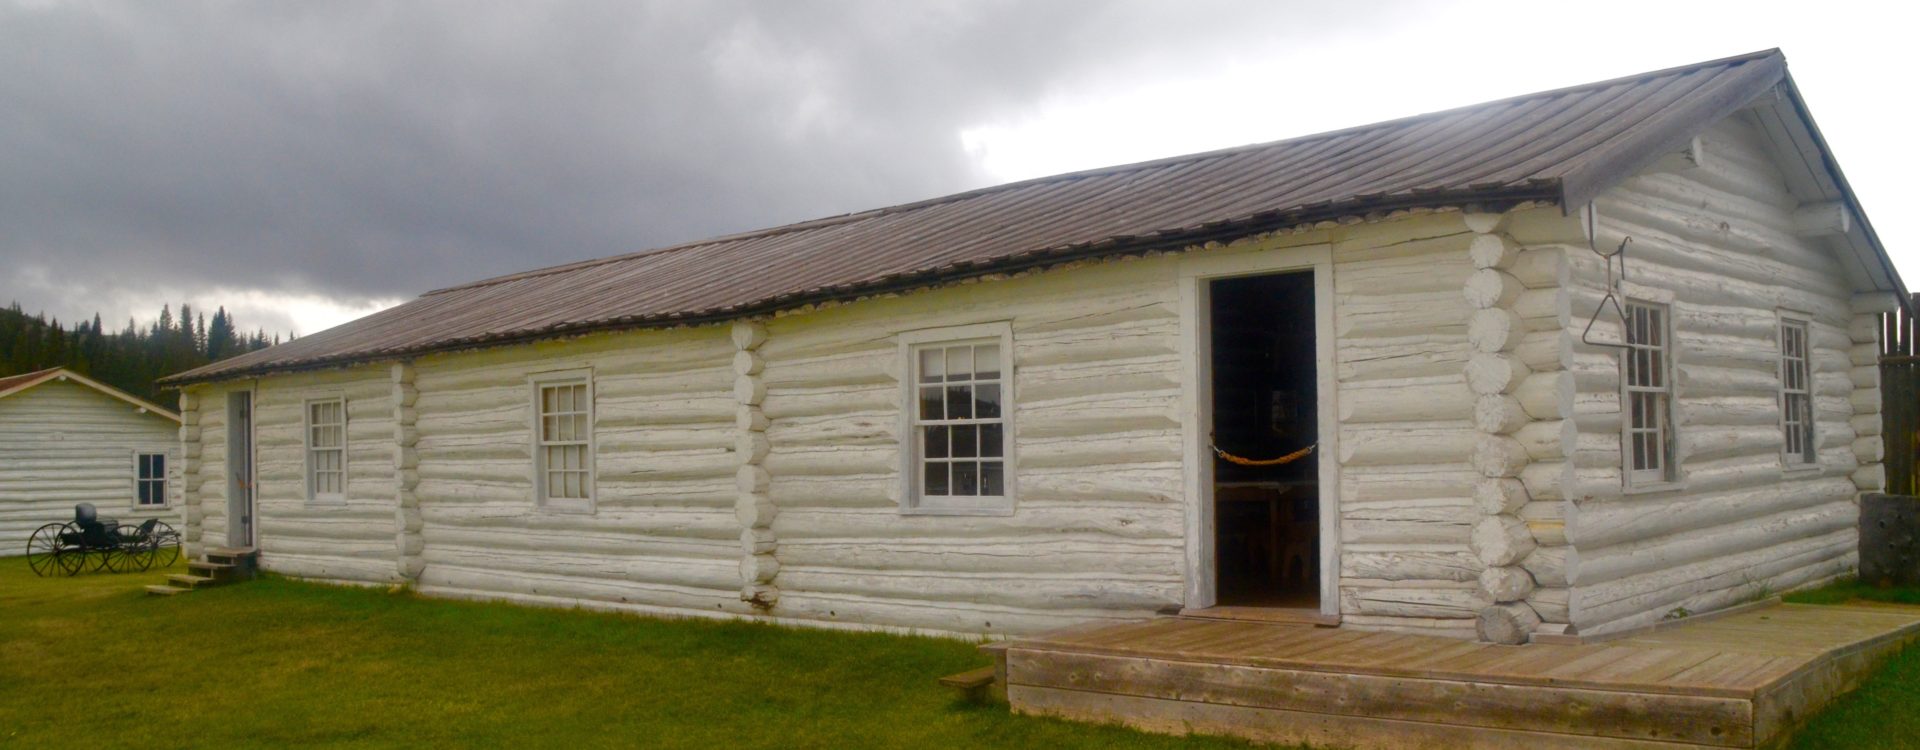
[2,1,1914,337]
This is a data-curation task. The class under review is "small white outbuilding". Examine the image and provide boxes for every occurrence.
[0,367,182,553]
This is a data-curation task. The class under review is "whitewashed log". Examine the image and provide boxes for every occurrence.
[1471,515,1536,567]
[1521,545,1571,587]
[1513,372,1570,420]
[1339,427,1476,467]
[1854,464,1886,491]
[1463,269,1524,309]
[1468,308,1525,353]
[1473,396,1529,435]
[1338,381,1472,423]
[1466,354,1530,396]
[1473,478,1529,515]
[1477,602,1541,644]
[1480,565,1535,602]
[1463,213,1509,236]
[1513,419,1571,461]
[1467,233,1519,269]
[1470,435,1529,478]
[1790,202,1850,238]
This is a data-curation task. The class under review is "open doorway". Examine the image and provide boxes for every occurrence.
[1209,271,1319,609]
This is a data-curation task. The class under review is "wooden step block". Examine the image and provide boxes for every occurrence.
[166,574,218,589]
[938,666,998,703]
[145,585,185,597]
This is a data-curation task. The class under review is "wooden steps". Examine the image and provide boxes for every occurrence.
[146,547,258,597]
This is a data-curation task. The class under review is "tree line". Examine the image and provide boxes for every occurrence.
[0,302,287,406]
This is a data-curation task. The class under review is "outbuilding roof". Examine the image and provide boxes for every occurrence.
[164,48,1902,385]
[0,367,182,421]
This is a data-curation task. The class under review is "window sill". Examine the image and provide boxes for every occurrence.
[305,496,348,508]
[900,503,1016,517]
[133,504,172,511]
[1782,463,1822,476]
[537,503,596,516]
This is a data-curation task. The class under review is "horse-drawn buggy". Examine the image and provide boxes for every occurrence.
[24,503,181,576]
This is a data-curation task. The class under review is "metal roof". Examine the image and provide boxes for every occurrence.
[166,49,1894,385]
[0,367,183,421]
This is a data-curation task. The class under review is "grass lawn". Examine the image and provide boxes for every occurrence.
[1781,579,1920,750]
[0,560,1268,749]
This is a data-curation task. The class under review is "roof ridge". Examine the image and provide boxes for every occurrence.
[422,48,1782,297]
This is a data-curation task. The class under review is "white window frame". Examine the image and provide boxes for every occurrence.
[898,322,1015,516]
[1621,300,1678,490]
[134,451,168,508]
[304,396,348,504]
[1778,314,1817,469]
[530,369,595,513]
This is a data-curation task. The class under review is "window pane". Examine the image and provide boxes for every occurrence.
[981,461,1004,496]
[923,425,949,458]
[919,386,944,420]
[923,461,949,496]
[946,385,973,419]
[975,345,1000,380]
[138,482,153,505]
[975,383,1001,419]
[952,424,978,458]
[152,455,165,478]
[980,423,1002,458]
[919,348,944,383]
[946,346,973,382]
[953,461,980,495]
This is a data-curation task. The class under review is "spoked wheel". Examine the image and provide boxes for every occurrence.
[101,526,139,573]
[120,525,158,572]
[149,522,182,569]
[26,523,66,577]
[54,523,86,576]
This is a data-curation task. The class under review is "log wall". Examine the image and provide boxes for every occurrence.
[0,380,180,552]
[251,368,400,582]
[407,329,747,615]
[1561,114,1872,636]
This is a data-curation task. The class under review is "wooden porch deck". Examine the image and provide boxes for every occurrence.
[1000,603,1920,749]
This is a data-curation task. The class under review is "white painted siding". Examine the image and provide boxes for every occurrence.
[0,379,180,553]
[1563,114,1866,635]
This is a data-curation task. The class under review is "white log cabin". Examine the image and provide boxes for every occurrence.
[161,50,1907,643]
[1,368,182,550]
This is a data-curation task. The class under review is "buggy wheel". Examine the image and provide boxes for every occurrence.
[54,523,86,576]
[149,522,181,569]
[26,523,66,577]
[102,526,137,573]
[122,525,158,572]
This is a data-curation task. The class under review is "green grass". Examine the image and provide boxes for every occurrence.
[0,559,1268,749]
[1782,578,1920,749]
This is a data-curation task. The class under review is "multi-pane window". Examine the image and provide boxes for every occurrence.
[1780,318,1816,465]
[1623,302,1674,486]
[306,398,346,501]
[907,330,1012,512]
[535,378,593,509]
[136,453,167,507]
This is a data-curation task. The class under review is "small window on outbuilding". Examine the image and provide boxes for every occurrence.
[136,452,167,507]
[1622,301,1675,487]
[900,323,1014,515]
[1779,317,1816,466]
[306,398,347,503]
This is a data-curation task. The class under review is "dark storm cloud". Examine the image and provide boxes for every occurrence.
[0,0,1397,327]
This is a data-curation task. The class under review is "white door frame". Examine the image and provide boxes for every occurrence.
[226,387,258,549]
[1178,242,1340,615]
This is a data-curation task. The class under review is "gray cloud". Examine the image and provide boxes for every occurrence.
[0,0,1403,329]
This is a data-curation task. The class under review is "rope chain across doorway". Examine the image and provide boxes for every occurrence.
[1209,437,1316,467]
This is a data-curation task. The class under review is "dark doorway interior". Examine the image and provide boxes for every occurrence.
[1210,271,1318,608]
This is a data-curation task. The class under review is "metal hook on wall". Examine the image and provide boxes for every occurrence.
[1579,203,1634,349]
